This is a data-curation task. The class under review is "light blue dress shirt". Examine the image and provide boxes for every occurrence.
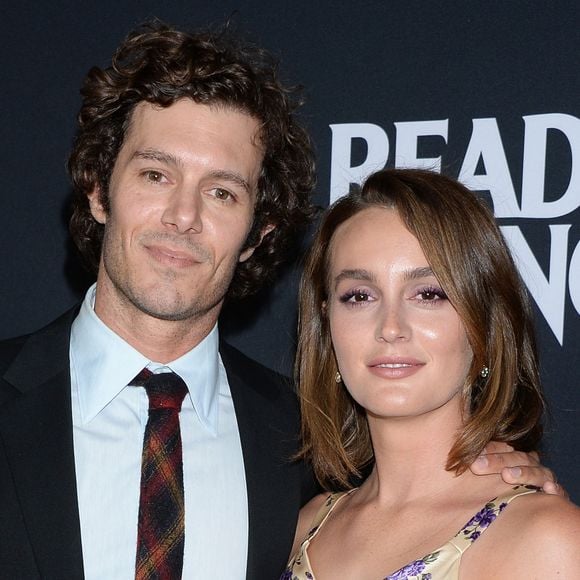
[70,285,248,579]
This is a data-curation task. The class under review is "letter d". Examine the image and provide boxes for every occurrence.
[522,113,580,218]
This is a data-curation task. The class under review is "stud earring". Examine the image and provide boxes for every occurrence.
[480,366,489,378]
[335,371,342,383]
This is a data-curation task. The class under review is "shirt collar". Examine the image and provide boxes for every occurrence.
[70,284,220,434]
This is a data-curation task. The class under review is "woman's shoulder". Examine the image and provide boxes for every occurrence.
[516,492,580,547]
[299,493,331,529]
[289,493,329,560]
[290,491,349,558]
[498,490,580,540]
[501,493,580,575]
[462,490,580,578]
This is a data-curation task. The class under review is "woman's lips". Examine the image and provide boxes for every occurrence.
[367,357,425,379]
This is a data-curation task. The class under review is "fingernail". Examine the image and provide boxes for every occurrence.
[475,455,488,467]
[509,467,522,478]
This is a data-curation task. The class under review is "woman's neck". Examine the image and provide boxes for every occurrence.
[361,402,474,505]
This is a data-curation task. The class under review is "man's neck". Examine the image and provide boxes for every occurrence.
[93,286,220,364]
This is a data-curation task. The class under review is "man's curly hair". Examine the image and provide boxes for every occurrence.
[68,21,316,299]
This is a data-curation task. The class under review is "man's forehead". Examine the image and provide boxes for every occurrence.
[127,99,261,134]
[117,100,264,192]
[124,100,263,155]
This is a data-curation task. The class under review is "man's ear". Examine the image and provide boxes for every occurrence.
[87,187,107,224]
[239,223,275,262]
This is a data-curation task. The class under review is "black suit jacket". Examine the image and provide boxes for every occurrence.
[0,308,317,580]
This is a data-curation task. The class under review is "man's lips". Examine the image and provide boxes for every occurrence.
[145,244,203,267]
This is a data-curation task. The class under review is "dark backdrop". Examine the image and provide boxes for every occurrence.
[1,1,579,501]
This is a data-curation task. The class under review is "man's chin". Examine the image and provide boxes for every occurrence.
[134,301,202,322]
[128,291,221,323]
[145,308,199,322]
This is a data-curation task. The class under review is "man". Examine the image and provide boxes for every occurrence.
[0,21,559,580]
[0,22,316,579]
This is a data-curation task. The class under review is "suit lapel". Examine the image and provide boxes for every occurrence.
[221,343,303,580]
[0,310,84,578]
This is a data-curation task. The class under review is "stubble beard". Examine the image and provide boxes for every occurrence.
[100,230,239,325]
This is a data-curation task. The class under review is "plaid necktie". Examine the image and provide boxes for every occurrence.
[131,369,188,580]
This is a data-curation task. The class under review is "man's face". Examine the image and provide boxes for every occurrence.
[88,99,266,330]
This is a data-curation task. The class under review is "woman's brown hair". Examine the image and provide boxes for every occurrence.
[297,168,544,489]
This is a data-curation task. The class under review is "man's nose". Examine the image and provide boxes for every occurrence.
[161,187,203,234]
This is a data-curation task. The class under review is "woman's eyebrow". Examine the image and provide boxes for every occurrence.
[333,268,376,290]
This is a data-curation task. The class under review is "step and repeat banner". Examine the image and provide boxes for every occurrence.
[1,2,578,499]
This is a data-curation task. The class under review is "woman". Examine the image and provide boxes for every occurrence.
[285,169,579,578]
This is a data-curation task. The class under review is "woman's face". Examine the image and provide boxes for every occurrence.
[327,206,473,421]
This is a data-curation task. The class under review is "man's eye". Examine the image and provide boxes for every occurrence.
[214,188,233,201]
[144,171,165,183]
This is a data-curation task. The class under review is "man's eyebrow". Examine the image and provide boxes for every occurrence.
[206,169,252,195]
[333,269,377,290]
[132,149,183,167]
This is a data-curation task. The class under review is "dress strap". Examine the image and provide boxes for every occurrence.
[306,489,357,541]
[449,485,541,554]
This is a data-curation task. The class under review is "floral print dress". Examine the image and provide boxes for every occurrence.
[281,485,541,580]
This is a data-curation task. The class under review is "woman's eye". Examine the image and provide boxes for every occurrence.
[421,290,438,300]
[416,287,447,302]
[352,292,369,302]
[339,290,373,304]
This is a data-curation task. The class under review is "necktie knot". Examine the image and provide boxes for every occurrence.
[131,369,188,412]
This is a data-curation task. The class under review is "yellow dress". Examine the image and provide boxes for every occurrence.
[281,485,541,580]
